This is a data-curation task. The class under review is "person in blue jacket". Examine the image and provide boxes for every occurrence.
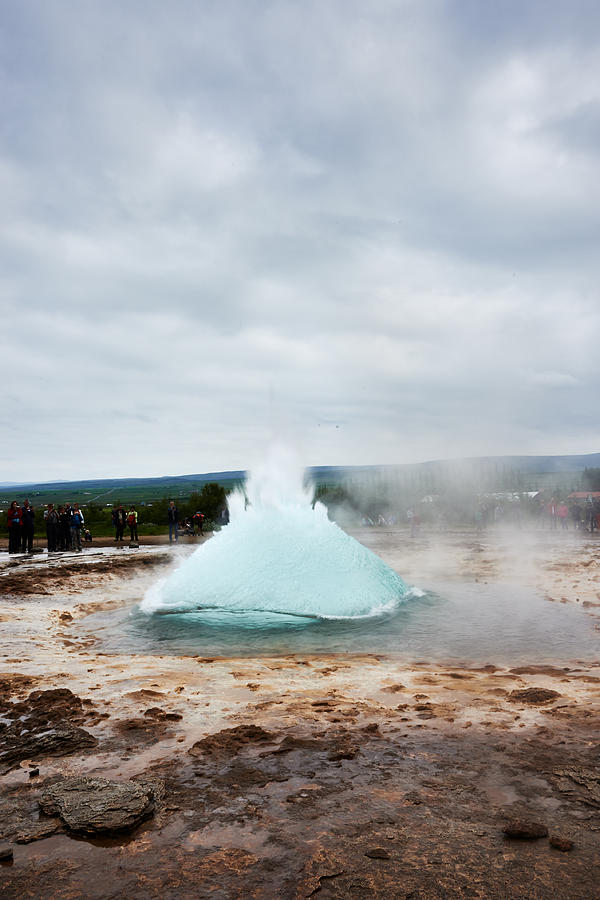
[70,503,85,552]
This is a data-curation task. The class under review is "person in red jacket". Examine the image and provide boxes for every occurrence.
[193,511,204,534]
[557,502,569,530]
[7,501,23,554]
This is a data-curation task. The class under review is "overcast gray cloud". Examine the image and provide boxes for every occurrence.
[2,0,599,481]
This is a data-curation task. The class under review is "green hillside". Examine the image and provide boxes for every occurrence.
[2,452,599,510]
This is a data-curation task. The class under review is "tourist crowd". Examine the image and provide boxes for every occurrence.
[475,497,600,532]
[361,496,600,535]
[5,493,600,554]
[161,501,205,542]
[6,500,88,554]
[110,504,140,543]
[5,499,209,553]
[109,501,203,543]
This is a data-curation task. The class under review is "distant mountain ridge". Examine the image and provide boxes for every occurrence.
[1,452,599,493]
[311,452,600,480]
[0,470,246,491]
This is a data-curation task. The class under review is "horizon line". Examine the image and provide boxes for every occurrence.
[1,450,600,490]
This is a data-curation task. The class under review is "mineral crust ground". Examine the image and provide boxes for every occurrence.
[0,529,598,899]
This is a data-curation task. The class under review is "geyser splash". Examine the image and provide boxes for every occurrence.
[141,445,412,620]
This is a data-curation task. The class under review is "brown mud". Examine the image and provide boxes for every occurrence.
[0,530,599,898]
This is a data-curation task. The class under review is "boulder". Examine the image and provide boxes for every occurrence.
[502,820,548,839]
[39,777,156,835]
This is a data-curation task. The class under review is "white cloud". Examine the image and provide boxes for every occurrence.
[1,0,600,480]
[529,371,579,387]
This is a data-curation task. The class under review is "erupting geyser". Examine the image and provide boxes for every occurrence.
[141,446,412,621]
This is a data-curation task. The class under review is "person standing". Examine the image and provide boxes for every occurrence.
[20,499,35,553]
[58,506,70,550]
[594,498,600,534]
[111,504,119,539]
[538,497,546,529]
[557,502,569,530]
[65,504,74,549]
[115,505,126,542]
[168,500,178,543]
[7,501,23,554]
[193,510,204,534]
[45,503,60,552]
[127,506,138,542]
[546,499,558,530]
[70,503,84,552]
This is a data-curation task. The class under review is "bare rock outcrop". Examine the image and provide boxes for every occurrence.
[39,777,157,835]
[508,688,561,704]
[0,688,97,774]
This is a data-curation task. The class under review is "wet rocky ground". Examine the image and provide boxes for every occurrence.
[0,532,598,898]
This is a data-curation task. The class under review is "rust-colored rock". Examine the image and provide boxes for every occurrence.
[508,688,561,704]
[503,820,548,839]
[365,848,390,859]
[143,707,183,721]
[549,835,574,851]
[0,687,97,774]
[189,724,275,757]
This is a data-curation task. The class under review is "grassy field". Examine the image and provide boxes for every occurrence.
[0,484,232,508]
[0,477,232,541]
[0,456,594,544]
[0,473,244,509]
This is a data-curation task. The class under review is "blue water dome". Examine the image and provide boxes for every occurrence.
[141,446,412,621]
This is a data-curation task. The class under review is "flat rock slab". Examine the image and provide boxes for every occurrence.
[189,724,276,757]
[0,798,61,844]
[39,777,156,835]
[508,688,561,704]
[552,766,600,808]
[0,723,98,774]
[0,688,98,774]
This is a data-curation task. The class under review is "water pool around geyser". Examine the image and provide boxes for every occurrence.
[96,449,597,665]
[87,578,598,665]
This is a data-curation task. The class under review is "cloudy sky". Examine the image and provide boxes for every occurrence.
[2,0,599,482]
